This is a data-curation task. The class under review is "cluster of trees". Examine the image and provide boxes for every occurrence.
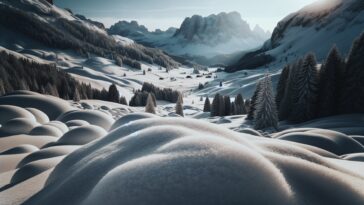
[246,32,364,130]
[205,94,250,117]
[0,4,179,70]
[129,82,181,106]
[0,51,127,105]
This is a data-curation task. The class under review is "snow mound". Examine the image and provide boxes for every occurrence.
[57,110,115,130]
[25,108,49,124]
[343,153,364,162]
[17,146,80,168]
[55,125,107,146]
[0,145,39,155]
[29,125,63,138]
[0,105,36,125]
[10,156,65,185]
[109,113,158,131]
[0,135,56,152]
[46,121,69,134]
[277,128,364,155]
[25,117,364,205]
[0,94,74,120]
[0,118,39,136]
[65,120,90,127]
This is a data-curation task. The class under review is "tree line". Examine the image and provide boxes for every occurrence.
[0,51,127,105]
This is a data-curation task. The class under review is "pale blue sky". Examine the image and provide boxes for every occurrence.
[55,0,318,31]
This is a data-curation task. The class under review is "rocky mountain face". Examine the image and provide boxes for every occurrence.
[227,0,364,72]
[108,12,270,65]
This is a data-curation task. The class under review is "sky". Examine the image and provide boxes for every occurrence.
[54,0,318,32]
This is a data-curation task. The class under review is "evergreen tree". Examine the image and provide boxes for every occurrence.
[244,99,251,113]
[341,33,364,114]
[108,84,120,103]
[317,46,344,117]
[276,65,290,110]
[211,93,221,117]
[290,53,319,122]
[203,97,211,112]
[73,87,81,102]
[0,80,5,96]
[254,75,279,130]
[119,96,128,105]
[219,94,225,116]
[247,81,263,120]
[279,59,302,120]
[224,96,231,116]
[145,93,156,114]
[235,94,245,115]
[175,94,184,117]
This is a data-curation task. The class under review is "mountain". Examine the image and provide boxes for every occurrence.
[0,0,179,69]
[108,12,270,64]
[227,0,364,72]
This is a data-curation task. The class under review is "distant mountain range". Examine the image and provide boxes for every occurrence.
[227,0,364,72]
[108,12,271,65]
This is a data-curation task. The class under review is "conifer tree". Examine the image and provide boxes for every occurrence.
[317,46,344,117]
[211,93,221,117]
[145,93,156,114]
[254,75,278,130]
[73,87,81,102]
[203,97,211,112]
[0,80,5,96]
[247,81,263,120]
[341,33,364,114]
[224,96,231,116]
[235,94,245,115]
[108,84,120,103]
[175,94,184,117]
[276,65,290,110]
[290,53,319,122]
[219,94,225,116]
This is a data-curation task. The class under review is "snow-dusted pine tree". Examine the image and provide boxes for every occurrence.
[203,97,211,112]
[275,65,290,110]
[341,33,364,114]
[73,87,81,102]
[175,94,184,117]
[145,93,156,114]
[234,94,245,115]
[254,75,278,130]
[290,53,319,122]
[108,84,120,103]
[317,46,344,117]
[211,93,221,117]
[247,81,263,120]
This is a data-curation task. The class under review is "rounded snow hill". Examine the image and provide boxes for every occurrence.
[0,94,74,120]
[25,108,49,124]
[57,110,115,130]
[0,105,36,125]
[0,118,40,136]
[24,117,364,205]
[0,145,39,155]
[109,113,158,131]
[65,120,90,127]
[17,145,80,168]
[46,121,69,134]
[0,135,57,152]
[278,129,364,155]
[54,125,107,146]
[29,125,64,138]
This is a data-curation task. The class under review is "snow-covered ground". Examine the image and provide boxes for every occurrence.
[0,91,364,204]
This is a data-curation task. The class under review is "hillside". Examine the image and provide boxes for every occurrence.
[227,0,364,72]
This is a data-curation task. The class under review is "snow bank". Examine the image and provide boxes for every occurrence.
[109,113,158,131]
[0,105,36,125]
[65,120,90,127]
[0,145,39,155]
[25,108,49,124]
[57,110,115,130]
[24,117,364,205]
[29,125,63,138]
[0,94,74,120]
[55,125,107,146]
[0,118,39,136]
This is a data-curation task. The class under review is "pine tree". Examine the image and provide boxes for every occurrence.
[211,93,221,117]
[341,33,364,114]
[0,80,5,96]
[276,65,290,110]
[108,84,120,103]
[247,81,263,120]
[290,53,319,122]
[254,75,279,130]
[145,93,156,114]
[245,99,251,113]
[317,46,344,117]
[73,87,81,102]
[120,96,128,105]
[235,94,245,115]
[278,59,302,120]
[219,95,225,116]
[175,94,184,117]
[224,96,231,116]
[203,97,211,112]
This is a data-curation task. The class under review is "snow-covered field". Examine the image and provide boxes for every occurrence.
[1,91,364,204]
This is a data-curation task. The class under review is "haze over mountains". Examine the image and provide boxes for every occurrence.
[108,12,271,64]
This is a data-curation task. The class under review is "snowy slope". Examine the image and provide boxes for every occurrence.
[227,0,364,72]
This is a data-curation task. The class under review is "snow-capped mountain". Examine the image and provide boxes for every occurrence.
[108,12,271,61]
[227,0,364,72]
